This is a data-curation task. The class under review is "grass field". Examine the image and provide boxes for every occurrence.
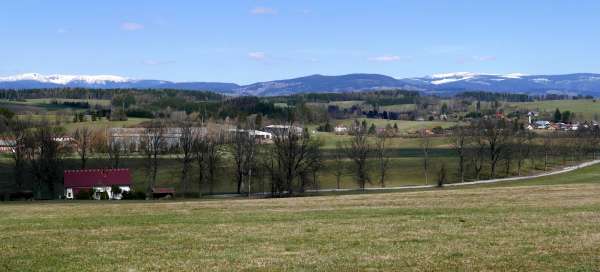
[338,119,455,132]
[508,99,600,120]
[1,182,599,271]
[1,98,111,113]
[62,117,150,131]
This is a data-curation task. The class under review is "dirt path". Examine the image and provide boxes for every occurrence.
[210,160,600,198]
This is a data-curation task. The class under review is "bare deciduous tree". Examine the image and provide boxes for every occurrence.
[26,122,65,199]
[419,129,432,185]
[450,125,469,182]
[480,119,509,178]
[266,124,322,196]
[332,141,346,190]
[230,123,259,194]
[72,127,95,169]
[178,118,199,197]
[345,120,371,190]
[202,130,224,195]
[107,136,123,168]
[514,130,533,176]
[193,134,207,197]
[6,119,30,189]
[141,119,167,196]
[469,129,486,180]
[374,129,391,187]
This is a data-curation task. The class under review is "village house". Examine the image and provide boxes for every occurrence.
[63,169,132,200]
[527,111,539,124]
[534,120,550,129]
[227,128,273,142]
[334,125,349,135]
[263,125,304,136]
[0,139,15,153]
[108,127,207,151]
[0,137,74,154]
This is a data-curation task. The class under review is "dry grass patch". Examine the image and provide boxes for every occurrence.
[1,184,600,271]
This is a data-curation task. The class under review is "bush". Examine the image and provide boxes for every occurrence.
[0,107,15,119]
[99,191,109,200]
[121,191,132,200]
[75,189,93,200]
[126,108,154,118]
[111,185,122,195]
[465,112,483,118]
[437,164,447,188]
[121,190,146,200]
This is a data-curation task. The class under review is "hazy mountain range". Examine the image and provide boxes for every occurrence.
[1,72,600,96]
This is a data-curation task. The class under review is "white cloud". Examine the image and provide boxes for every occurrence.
[250,7,277,15]
[474,55,497,62]
[457,55,497,64]
[143,60,176,66]
[248,52,267,61]
[368,55,406,62]
[57,28,68,34]
[121,22,144,31]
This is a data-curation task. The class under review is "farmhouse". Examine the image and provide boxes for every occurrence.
[535,120,550,129]
[334,125,349,134]
[0,139,15,153]
[64,169,132,200]
[263,125,304,136]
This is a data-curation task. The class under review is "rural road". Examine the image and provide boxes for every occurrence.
[308,159,600,193]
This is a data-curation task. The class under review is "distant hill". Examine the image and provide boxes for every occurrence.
[2,72,600,96]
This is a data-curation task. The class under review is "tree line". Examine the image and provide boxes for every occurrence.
[3,114,600,199]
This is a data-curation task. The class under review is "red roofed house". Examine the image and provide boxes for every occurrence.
[64,169,132,200]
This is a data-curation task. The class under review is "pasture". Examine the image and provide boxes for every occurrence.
[1,181,599,271]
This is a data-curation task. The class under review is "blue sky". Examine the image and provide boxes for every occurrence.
[1,0,599,84]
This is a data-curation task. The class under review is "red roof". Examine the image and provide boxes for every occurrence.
[64,169,132,188]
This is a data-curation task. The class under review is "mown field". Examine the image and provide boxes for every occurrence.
[1,179,599,271]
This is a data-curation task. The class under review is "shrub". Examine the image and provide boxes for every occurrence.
[437,164,447,188]
[111,185,122,195]
[121,190,146,200]
[99,191,109,200]
[75,189,93,200]
[0,107,15,119]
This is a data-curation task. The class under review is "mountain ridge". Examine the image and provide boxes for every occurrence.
[1,72,600,96]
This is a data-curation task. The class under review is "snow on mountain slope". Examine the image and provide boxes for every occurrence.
[0,73,130,85]
[2,72,600,96]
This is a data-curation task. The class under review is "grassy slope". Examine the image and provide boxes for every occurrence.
[62,117,149,131]
[1,183,599,271]
[508,99,600,120]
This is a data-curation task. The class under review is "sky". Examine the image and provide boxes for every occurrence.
[1,0,599,84]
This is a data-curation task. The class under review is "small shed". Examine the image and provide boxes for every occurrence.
[152,187,175,199]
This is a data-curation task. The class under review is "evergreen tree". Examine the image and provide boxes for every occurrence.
[554,108,562,122]
[368,123,376,134]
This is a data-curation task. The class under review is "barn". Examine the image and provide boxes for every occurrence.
[64,169,132,200]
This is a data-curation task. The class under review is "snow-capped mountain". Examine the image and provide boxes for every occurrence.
[0,73,130,85]
[0,73,240,93]
[410,72,600,96]
[2,72,600,96]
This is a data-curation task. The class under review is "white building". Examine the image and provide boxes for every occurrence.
[334,125,349,134]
